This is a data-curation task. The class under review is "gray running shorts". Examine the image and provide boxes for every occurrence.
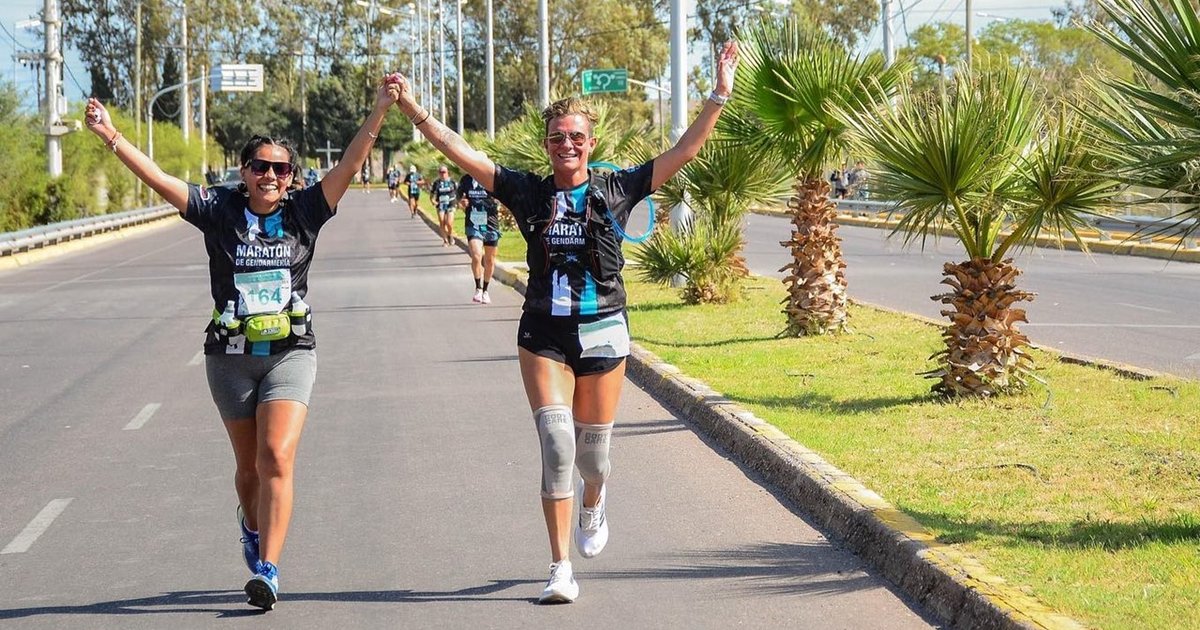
[204,348,317,420]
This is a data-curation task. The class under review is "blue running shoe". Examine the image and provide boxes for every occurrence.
[245,560,279,611]
[237,506,259,574]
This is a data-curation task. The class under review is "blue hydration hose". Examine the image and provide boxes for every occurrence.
[589,161,656,243]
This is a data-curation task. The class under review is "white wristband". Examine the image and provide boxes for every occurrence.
[709,91,730,106]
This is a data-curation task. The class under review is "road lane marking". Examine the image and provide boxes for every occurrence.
[1186,352,1200,361]
[187,351,204,366]
[35,236,196,296]
[123,403,162,431]
[1115,302,1171,313]
[1,499,73,554]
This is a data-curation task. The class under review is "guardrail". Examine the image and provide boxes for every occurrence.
[831,198,1200,248]
[0,204,177,257]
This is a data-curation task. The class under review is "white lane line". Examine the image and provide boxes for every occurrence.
[1115,302,1172,314]
[1,499,73,554]
[187,351,204,366]
[35,235,196,296]
[123,403,162,431]
[1186,352,1200,361]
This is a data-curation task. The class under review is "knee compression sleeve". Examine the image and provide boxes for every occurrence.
[575,422,613,487]
[534,405,576,499]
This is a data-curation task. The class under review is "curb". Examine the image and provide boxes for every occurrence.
[0,214,181,271]
[755,209,1200,264]
[439,204,1089,628]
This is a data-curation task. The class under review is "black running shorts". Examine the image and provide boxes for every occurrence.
[517,311,626,376]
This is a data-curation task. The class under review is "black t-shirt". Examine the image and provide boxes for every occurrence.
[491,161,654,317]
[405,172,421,194]
[458,174,499,233]
[431,178,456,208]
[183,183,336,355]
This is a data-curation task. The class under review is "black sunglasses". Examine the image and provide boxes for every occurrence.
[246,158,295,178]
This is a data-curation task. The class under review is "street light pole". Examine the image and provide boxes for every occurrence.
[882,0,894,67]
[538,0,549,107]
[486,0,494,139]
[438,0,446,121]
[965,0,973,68]
[180,0,190,142]
[455,0,463,134]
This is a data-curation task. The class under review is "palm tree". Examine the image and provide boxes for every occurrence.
[838,66,1117,396]
[1087,0,1200,241]
[632,142,791,303]
[720,19,905,335]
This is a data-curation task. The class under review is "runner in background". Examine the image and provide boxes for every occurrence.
[404,165,424,218]
[387,165,402,204]
[430,165,457,246]
[458,172,501,304]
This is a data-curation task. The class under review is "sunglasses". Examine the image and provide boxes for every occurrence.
[545,131,589,146]
[246,159,295,178]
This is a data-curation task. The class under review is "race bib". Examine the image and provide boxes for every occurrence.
[578,313,630,359]
[234,269,292,315]
[469,209,488,228]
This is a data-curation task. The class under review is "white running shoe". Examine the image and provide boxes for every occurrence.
[538,561,579,604]
[472,289,484,303]
[574,479,609,558]
[481,291,491,305]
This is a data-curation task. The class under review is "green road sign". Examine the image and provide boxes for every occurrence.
[582,69,628,95]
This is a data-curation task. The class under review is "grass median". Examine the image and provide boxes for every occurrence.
[619,274,1199,630]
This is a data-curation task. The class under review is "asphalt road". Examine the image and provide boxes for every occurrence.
[0,191,937,629]
[743,213,1200,379]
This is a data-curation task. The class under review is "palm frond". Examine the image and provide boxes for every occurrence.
[722,18,907,179]
[1001,109,1121,258]
[838,65,1043,260]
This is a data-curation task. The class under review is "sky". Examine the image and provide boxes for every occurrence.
[1,0,1063,114]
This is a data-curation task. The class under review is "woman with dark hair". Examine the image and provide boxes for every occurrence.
[83,75,402,611]
[391,42,739,603]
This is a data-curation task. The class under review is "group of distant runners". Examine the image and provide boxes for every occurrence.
[84,40,739,612]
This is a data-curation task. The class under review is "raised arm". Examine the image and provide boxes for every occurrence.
[321,77,401,208]
[393,74,496,191]
[85,98,189,213]
[650,41,739,191]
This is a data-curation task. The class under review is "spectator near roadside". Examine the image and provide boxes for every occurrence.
[830,163,849,199]
[848,160,870,200]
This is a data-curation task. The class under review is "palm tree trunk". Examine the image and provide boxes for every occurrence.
[779,177,849,335]
[930,258,1037,397]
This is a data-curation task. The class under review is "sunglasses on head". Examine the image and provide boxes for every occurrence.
[246,158,295,178]
[545,131,589,146]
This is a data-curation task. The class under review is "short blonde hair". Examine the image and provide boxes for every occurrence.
[541,97,598,135]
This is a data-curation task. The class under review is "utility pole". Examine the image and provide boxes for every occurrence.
[200,64,208,178]
[882,0,894,67]
[180,0,190,142]
[42,0,65,178]
[455,0,463,134]
[438,0,446,121]
[486,0,494,139]
[668,0,689,230]
[537,0,549,107]
[134,3,142,153]
[965,0,973,68]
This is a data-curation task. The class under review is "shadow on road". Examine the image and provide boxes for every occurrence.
[590,541,878,598]
[0,579,543,620]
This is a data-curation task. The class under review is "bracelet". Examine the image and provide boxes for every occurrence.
[366,131,378,140]
[708,91,730,106]
[411,109,431,127]
[106,132,123,152]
